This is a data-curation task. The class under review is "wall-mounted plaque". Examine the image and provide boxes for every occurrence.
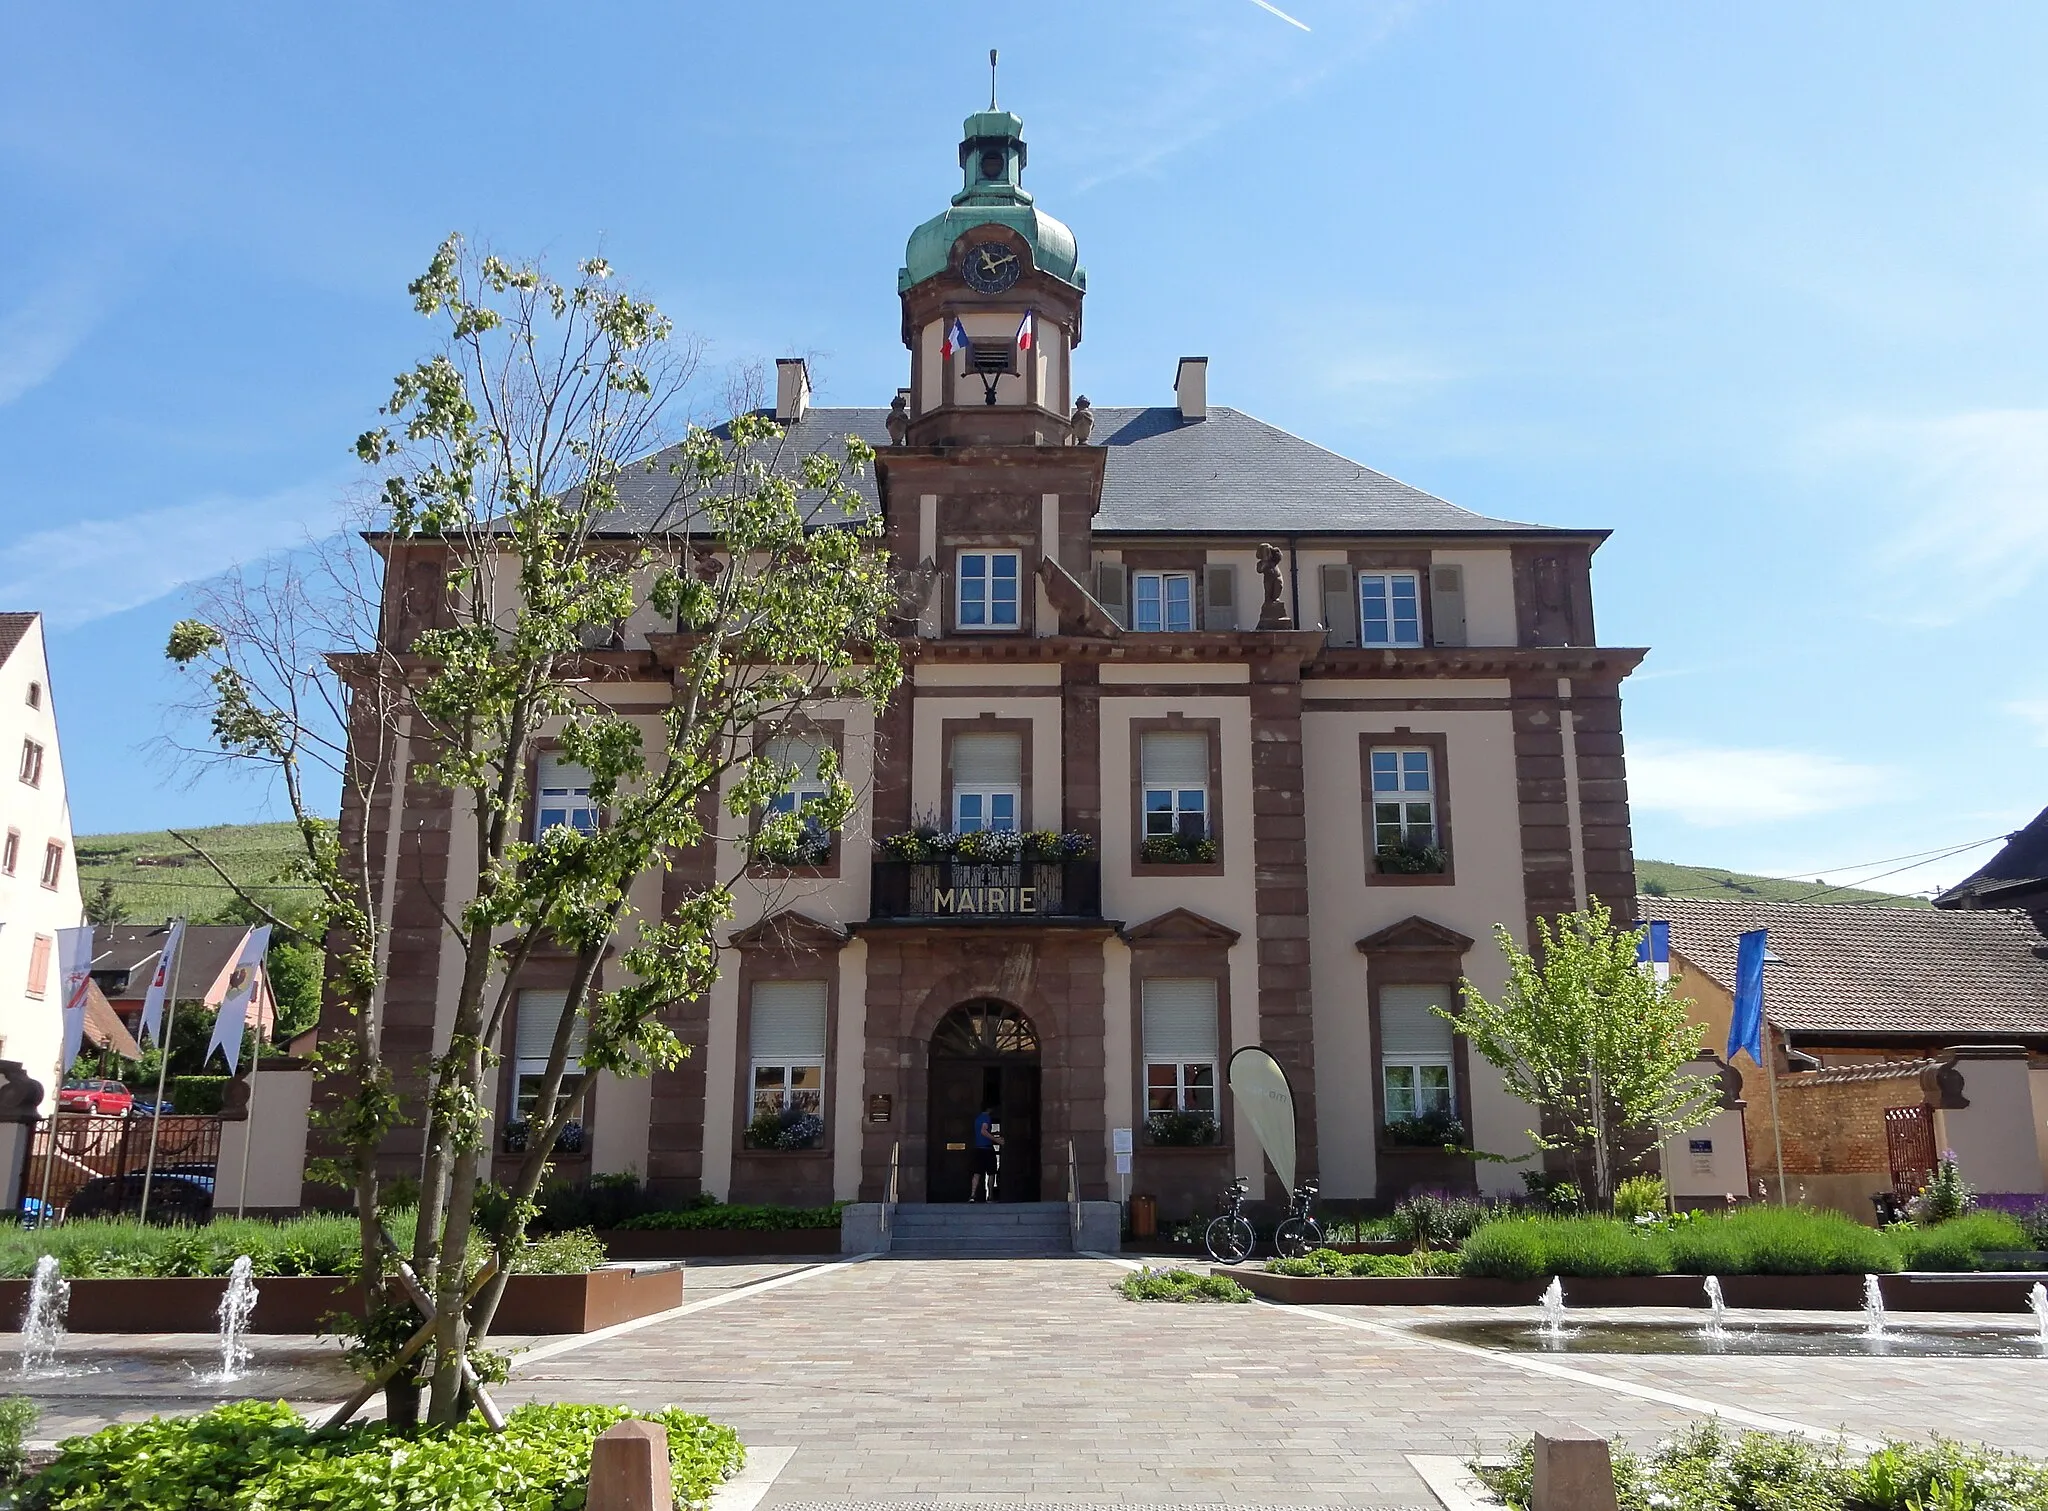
[867,1094,893,1124]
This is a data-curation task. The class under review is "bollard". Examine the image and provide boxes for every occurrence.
[588,1419,672,1511]
[1532,1427,1618,1511]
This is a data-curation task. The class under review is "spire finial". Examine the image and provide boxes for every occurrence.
[989,49,998,110]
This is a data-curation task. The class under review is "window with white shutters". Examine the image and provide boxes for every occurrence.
[513,989,587,1122]
[1141,731,1209,842]
[1379,983,1455,1125]
[1142,978,1220,1139]
[951,731,1023,832]
[749,981,828,1147]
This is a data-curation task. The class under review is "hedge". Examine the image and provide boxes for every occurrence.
[617,1200,845,1232]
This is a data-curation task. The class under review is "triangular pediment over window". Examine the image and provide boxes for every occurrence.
[728,910,849,953]
[1355,916,1475,955]
[1121,907,1241,946]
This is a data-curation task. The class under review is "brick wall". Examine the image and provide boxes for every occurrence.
[1741,1064,1926,1178]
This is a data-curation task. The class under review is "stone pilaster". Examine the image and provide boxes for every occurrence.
[1249,650,1316,1189]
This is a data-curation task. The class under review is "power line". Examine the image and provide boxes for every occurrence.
[1778,836,2003,905]
[1757,832,2011,888]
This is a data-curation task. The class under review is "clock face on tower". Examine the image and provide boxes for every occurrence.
[962,242,1022,294]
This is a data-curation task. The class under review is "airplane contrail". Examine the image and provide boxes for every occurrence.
[1247,0,1311,30]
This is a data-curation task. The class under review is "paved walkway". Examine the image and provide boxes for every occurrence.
[495,1257,2048,1508]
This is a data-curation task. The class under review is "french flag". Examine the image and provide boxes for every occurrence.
[942,317,971,360]
[1635,919,1671,985]
[1014,310,1034,353]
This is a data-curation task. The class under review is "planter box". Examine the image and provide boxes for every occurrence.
[1230,1270,1547,1306]
[0,1264,682,1335]
[1227,1268,2043,1313]
[597,1227,841,1260]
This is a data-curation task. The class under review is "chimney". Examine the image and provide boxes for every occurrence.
[1174,356,1208,421]
[775,358,811,422]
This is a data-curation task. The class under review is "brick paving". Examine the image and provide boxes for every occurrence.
[494,1257,2048,1508]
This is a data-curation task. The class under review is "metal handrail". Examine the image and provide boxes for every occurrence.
[882,1140,900,1253]
[1067,1138,1080,1243]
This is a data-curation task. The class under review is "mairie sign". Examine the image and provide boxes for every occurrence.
[932,885,1038,915]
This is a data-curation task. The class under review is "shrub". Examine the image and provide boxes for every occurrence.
[1977,1193,2048,1249]
[0,1396,35,1485]
[1891,1211,2029,1272]
[1519,1171,1583,1213]
[1664,1206,1901,1276]
[509,1229,608,1275]
[1458,1216,1666,1279]
[1267,1247,1461,1278]
[1912,1151,1975,1224]
[528,1172,660,1234]
[1116,1266,1249,1302]
[618,1200,845,1232]
[168,1075,231,1116]
[1391,1190,1510,1249]
[1475,1420,2048,1511]
[22,1400,744,1511]
[1611,1175,1668,1223]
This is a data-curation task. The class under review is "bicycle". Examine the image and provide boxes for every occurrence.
[1273,1177,1323,1259]
[1204,1176,1256,1264]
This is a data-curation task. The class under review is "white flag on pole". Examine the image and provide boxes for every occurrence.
[139,919,185,1047]
[204,925,270,1074]
[56,925,96,1075]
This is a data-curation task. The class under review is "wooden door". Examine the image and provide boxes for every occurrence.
[998,1063,1041,1201]
[927,1061,982,1202]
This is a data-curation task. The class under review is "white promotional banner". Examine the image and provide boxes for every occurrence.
[55,925,96,1075]
[204,925,269,1073]
[1227,1045,1298,1197]
[138,919,186,1047]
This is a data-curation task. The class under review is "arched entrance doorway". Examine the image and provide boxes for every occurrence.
[927,1000,1041,1203]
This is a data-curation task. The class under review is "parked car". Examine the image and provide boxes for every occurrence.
[131,1097,176,1117]
[65,1162,217,1223]
[58,1079,134,1116]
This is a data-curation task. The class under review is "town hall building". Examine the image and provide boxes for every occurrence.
[341,101,1646,1220]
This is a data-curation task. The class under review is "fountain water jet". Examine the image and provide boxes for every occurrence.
[1861,1274,1888,1339]
[213,1256,259,1381]
[2029,1282,2047,1350]
[1700,1274,1729,1340]
[1538,1276,1567,1338]
[18,1256,68,1375]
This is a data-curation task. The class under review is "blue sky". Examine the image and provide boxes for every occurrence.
[3,2,2043,895]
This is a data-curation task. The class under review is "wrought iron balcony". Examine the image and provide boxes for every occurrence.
[869,858,1102,922]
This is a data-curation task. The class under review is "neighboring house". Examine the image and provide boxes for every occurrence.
[326,101,1650,1217]
[90,923,278,1044]
[1936,805,2048,929]
[1651,895,2048,1212]
[0,612,83,1111]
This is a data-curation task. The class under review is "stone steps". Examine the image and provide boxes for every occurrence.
[887,1202,1075,1257]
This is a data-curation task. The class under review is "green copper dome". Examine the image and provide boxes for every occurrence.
[899,108,1083,294]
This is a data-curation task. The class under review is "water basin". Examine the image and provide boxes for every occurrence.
[1415,1319,2048,1358]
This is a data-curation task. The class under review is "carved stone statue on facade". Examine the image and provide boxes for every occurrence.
[892,555,940,627]
[1255,542,1293,629]
[1069,395,1094,445]
[886,393,910,446]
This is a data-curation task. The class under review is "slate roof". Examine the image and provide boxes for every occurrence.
[0,612,36,669]
[1935,806,2048,910]
[590,406,1584,540]
[1642,895,2048,1039]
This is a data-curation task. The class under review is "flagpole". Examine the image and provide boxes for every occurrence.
[138,918,186,1225]
[1765,1016,1788,1207]
[233,959,270,1219]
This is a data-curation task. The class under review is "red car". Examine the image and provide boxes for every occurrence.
[58,1079,134,1116]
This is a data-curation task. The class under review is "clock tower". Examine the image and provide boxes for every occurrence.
[896,99,1086,447]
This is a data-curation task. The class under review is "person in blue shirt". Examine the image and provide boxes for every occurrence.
[971,1105,1000,1202]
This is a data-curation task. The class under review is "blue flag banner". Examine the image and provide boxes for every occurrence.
[1635,920,1670,984]
[1727,928,1768,1064]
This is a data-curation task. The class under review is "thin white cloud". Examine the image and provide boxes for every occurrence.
[0,479,352,630]
[1628,739,1895,828]
[0,272,107,406]
[1815,408,2048,619]
[2006,697,2048,748]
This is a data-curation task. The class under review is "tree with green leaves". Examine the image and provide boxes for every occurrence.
[1450,899,1720,1211]
[168,236,899,1427]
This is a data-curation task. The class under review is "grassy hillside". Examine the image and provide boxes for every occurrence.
[74,823,315,923]
[1637,859,1930,909]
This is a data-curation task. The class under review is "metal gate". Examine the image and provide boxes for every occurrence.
[21,1115,222,1217]
[1883,1104,1937,1199]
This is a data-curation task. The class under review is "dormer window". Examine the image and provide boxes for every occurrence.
[956,551,1021,630]
[1132,572,1195,633]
